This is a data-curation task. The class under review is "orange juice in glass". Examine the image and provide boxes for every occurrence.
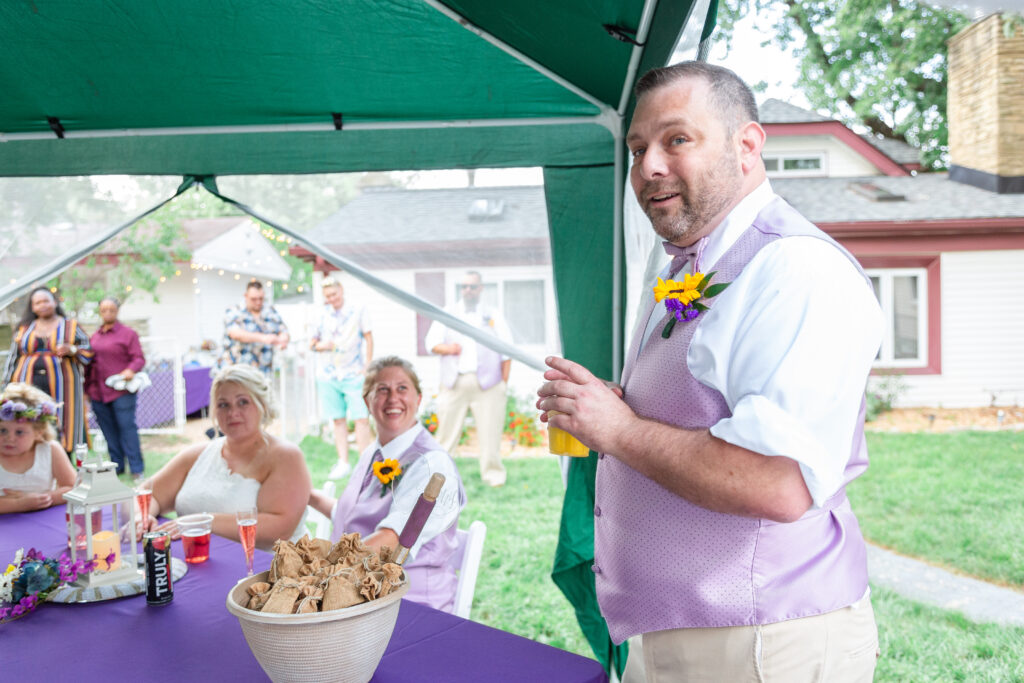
[547,412,590,457]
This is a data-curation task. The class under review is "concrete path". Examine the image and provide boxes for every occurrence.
[867,543,1024,627]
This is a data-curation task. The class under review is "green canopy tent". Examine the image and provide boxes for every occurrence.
[0,0,716,673]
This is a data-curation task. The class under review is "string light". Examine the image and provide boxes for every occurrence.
[218,269,224,275]
[234,274,240,280]
[192,277,198,284]
[175,270,181,276]
[125,285,133,292]
[159,276,166,282]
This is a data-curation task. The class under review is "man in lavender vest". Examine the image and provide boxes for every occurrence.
[538,62,882,681]
[426,271,512,487]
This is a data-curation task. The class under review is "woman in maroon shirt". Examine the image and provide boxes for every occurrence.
[85,297,146,481]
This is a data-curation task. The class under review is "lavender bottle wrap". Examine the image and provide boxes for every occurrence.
[394,473,446,565]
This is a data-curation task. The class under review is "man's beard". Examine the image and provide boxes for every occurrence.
[642,152,742,245]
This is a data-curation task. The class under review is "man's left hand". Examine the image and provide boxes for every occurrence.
[537,356,636,455]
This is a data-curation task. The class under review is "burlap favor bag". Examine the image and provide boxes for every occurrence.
[245,581,273,611]
[261,577,304,614]
[377,563,404,598]
[322,568,365,610]
[268,540,304,582]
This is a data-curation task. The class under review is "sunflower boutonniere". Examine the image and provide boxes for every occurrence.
[373,458,404,497]
[652,270,731,338]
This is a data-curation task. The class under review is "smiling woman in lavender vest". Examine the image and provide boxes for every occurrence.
[309,356,466,613]
[539,62,882,682]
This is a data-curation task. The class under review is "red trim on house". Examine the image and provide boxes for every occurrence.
[857,255,942,376]
[763,121,911,176]
[822,217,1024,256]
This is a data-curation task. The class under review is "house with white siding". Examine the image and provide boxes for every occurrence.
[759,14,1024,408]
[291,185,558,402]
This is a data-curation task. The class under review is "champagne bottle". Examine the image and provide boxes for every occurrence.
[393,473,446,566]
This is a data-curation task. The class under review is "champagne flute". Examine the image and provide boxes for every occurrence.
[236,506,258,576]
[135,485,153,544]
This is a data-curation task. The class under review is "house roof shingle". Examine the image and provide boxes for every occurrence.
[758,99,831,124]
[759,99,921,169]
[309,185,548,245]
[773,174,1024,223]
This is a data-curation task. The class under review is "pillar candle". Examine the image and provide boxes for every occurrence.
[91,530,121,571]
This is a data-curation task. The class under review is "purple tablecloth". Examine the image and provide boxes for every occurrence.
[1,507,607,683]
[87,365,214,429]
[183,364,214,416]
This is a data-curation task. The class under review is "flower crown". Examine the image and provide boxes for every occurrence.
[0,399,59,425]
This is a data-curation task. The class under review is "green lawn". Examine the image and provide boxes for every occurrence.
[135,428,1024,680]
[852,431,1024,587]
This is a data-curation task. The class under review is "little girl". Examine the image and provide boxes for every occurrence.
[0,383,77,514]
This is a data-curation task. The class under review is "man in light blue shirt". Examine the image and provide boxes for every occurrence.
[311,277,373,479]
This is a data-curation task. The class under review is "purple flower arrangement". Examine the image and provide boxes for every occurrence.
[0,547,107,622]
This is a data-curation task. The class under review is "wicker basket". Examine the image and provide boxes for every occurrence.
[226,571,409,683]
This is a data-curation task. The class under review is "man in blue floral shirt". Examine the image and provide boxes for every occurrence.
[219,281,290,375]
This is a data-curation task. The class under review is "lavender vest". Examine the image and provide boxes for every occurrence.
[438,307,505,391]
[332,426,466,612]
[595,197,871,643]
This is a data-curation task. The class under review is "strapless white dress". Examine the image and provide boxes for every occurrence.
[175,437,307,542]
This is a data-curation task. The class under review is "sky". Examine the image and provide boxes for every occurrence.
[703,8,811,109]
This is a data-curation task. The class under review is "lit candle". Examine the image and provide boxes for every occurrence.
[91,530,121,571]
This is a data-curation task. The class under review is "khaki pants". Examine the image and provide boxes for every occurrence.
[435,374,507,486]
[622,597,878,683]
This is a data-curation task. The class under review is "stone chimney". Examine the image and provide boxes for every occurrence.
[947,14,1024,193]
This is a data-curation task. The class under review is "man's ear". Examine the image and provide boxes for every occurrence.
[736,121,767,174]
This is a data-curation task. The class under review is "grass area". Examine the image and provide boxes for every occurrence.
[136,428,1024,678]
[454,455,590,656]
[852,432,1024,587]
[873,588,1024,682]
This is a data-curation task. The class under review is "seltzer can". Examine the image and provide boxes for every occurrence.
[143,530,174,605]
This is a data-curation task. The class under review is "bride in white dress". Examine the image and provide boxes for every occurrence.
[139,365,310,549]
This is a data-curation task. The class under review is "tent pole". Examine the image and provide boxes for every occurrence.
[617,0,661,115]
[0,115,606,142]
[612,118,625,380]
[420,0,613,117]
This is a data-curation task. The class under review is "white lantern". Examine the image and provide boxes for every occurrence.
[63,462,142,587]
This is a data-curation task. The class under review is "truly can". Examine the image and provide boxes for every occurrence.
[143,531,173,605]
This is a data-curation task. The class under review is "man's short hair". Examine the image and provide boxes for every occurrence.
[321,277,341,290]
[464,270,482,282]
[246,280,263,292]
[635,61,759,135]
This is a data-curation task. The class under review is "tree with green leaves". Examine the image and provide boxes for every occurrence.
[719,0,972,169]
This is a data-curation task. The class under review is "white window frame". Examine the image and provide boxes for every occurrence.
[867,267,928,368]
[763,151,828,177]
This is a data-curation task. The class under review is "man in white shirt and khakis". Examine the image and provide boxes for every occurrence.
[426,271,512,487]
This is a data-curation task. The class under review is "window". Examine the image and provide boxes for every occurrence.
[763,153,826,177]
[503,280,546,344]
[868,268,927,367]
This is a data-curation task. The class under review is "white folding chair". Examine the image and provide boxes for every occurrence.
[451,520,487,619]
[306,480,337,540]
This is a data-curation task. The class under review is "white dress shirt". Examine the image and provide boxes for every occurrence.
[640,180,883,507]
[373,424,463,558]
